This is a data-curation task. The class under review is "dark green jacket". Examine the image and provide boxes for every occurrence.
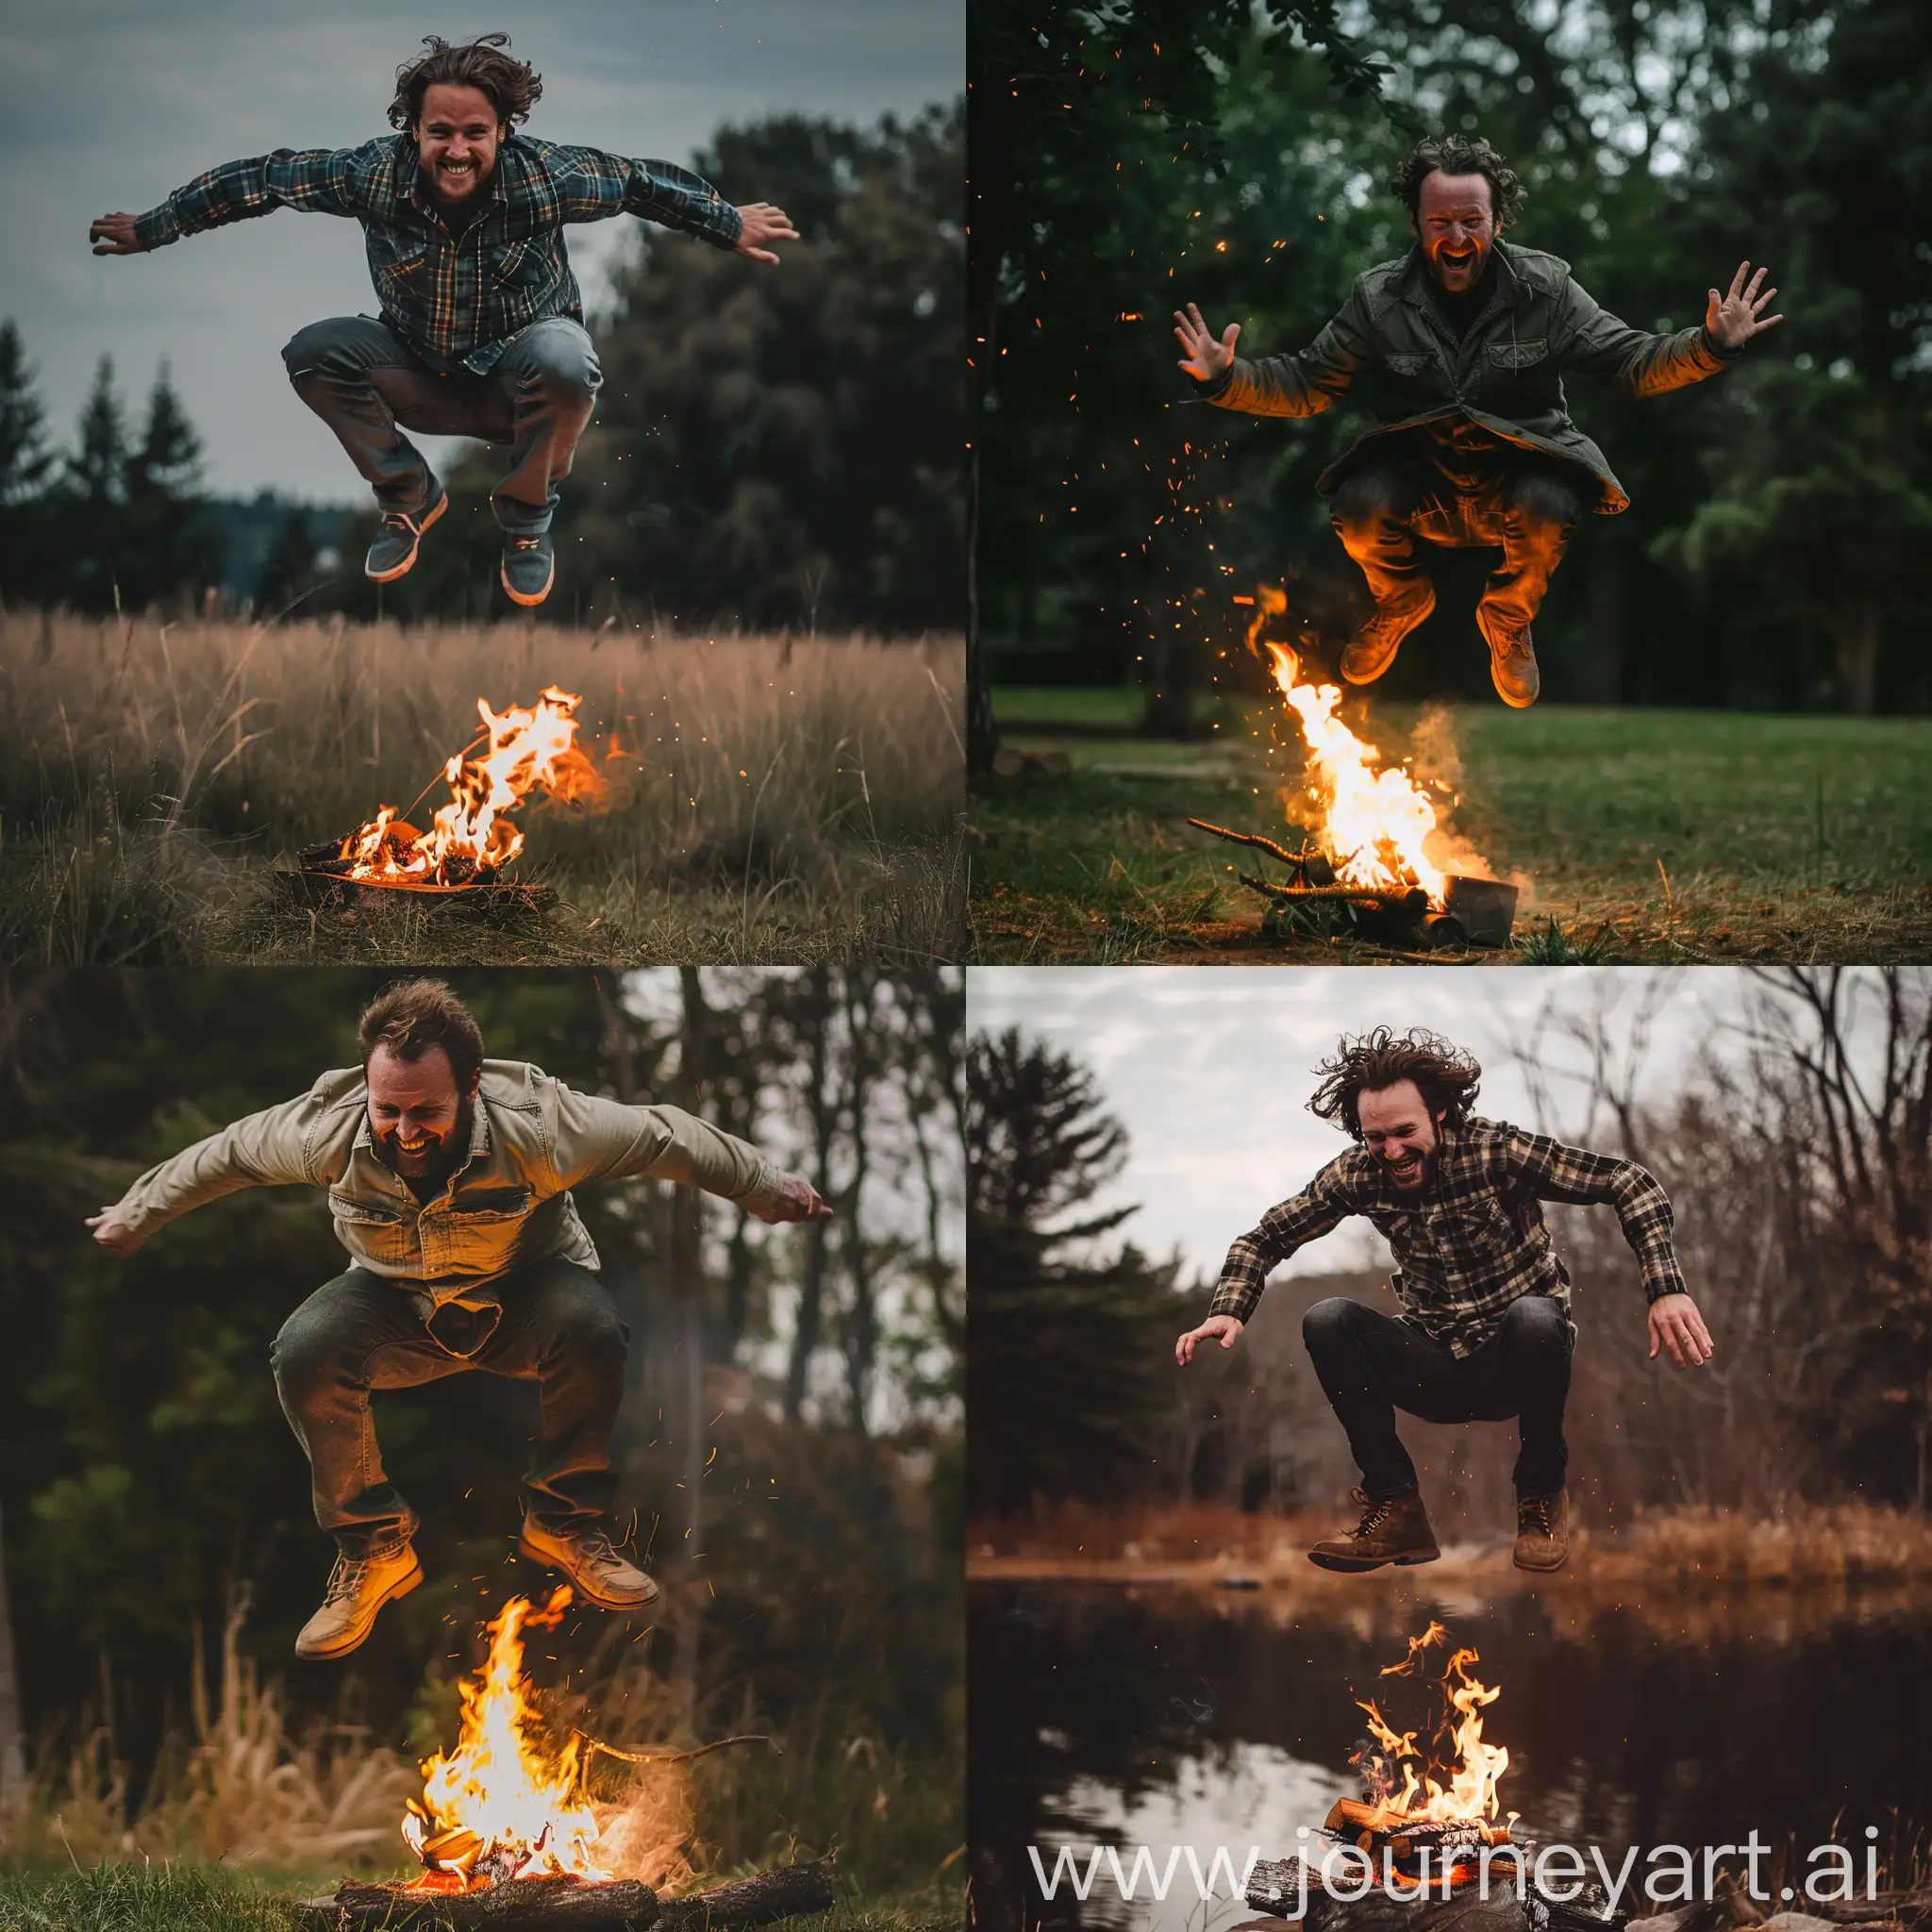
[1202,240,1740,513]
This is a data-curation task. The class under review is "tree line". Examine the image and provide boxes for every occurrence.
[970,0,1932,737]
[0,101,964,638]
[967,968,1932,1524]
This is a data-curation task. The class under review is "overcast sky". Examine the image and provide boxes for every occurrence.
[2,0,960,499]
[966,967,1749,1287]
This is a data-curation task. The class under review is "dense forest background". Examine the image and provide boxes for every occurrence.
[0,968,962,1849]
[967,966,1932,1527]
[969,0,1932,738]
[0,104,964,638]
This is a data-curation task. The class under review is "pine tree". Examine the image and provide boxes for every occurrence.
[0,321,50,507]
[68,356,125,508]
[122,363,220,611]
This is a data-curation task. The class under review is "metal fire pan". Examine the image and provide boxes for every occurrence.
[1441,875,1519,948]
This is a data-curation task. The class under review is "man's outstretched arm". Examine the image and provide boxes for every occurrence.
[1501,1126,1713,1367]
[550,1083,830,1224]
[1177,1160,1359,1363]
[541,143,795,262]
[87,1091,327,1251]
[1173,290,1374,419]
[1557,260,1781,398]
[92,146,375,256]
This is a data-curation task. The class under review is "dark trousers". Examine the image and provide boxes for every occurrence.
[280,314,601,535]
[1330,448,1585,632]
[1301,1293,1573,1502]
[270,1255,628,1558]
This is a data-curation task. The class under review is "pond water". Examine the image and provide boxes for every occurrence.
[969,1580,1932,1932]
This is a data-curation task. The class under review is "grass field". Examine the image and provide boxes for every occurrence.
[0,1864,961,1932]
[0,615,966,966]
[970,686,1932,963]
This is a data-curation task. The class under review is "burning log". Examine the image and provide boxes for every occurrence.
[299,1859,837,1932]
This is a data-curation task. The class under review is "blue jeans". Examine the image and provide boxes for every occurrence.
[1301,1292,1574,1502]
[270,1255,628,1557]
[280,314,602,535]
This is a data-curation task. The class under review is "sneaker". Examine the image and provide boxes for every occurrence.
[364,490,447,584]
[1476,602,1541,708]
[518,1519,660,1610]
[1513,1488,1571,1572]
[1340,580,1436,685]
[294,1542,423,1659]
[500,530,555,608]
[1307,1487,1441,1573]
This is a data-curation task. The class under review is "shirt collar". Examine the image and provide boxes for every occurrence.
[400,132,509,224]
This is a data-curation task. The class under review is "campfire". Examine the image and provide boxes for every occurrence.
[1193,588,1518,949]
[286,686,601,909]
[300,1584,837,1931]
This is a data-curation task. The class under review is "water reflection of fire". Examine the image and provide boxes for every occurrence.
[1323,1623,1516,1884]
[401,1587,609,1892]
[341,686,602,887]
[1244,587,1474,909]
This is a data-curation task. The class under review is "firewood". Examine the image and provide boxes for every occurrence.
[658,1861,838,1928]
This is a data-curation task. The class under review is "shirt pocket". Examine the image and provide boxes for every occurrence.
[1486,338,1549,371]
[327,1193,412,1267]
[379,241,430,297]
[1384,351,1435,379]
[488,239,541,288]
[1437,1203,1514,1268]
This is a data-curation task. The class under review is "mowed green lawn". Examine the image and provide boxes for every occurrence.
[969,688,1932,963]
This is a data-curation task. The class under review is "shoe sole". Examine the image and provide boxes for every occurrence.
[365,492,448,584]
[293,1553,424,1660]
[1341,591,1436,685]
[500,550,556,608]
[1307,1547,1441,1573]
[517,1536,660,1611]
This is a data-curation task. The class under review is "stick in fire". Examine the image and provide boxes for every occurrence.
[89,33,798,609]
[86,979,833,1661]
[1175,1027,1714,1573]
[1174,131,1782,708]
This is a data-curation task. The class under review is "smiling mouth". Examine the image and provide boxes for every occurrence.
[1388,1152,1424,1181]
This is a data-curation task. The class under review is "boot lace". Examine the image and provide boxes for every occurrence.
[511,536,543,551]
[323,1555,371,1605]
[1349,1490,1396,1541]
[1520,1495,1556,1536]
[380,509,422,536]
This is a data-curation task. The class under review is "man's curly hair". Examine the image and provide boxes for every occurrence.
[1391,134,1526,234]
[389,34,542,134]
[1308,1026,1483,1141]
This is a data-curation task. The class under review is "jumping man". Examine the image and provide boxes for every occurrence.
[87,978,831,1660]
[1173,134,1783,705]
[88,34,798,608]
[1174,1027,1713,1574]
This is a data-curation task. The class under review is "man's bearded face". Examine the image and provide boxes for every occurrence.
[1357,1079,1442,1193]
[1412,169,1497,295]
[414,82,504,208]
[366,1041,475,1182]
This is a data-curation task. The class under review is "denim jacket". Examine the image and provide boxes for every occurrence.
[112,1059,783,1295]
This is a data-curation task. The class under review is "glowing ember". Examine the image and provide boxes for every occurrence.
[341,686,602,885]
[401,1587,609,1891]
[1351,1622,1513,1825]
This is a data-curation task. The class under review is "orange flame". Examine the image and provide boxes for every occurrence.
[1352,1624,1511,1824]
[401,1587,608,1890]
[341,687,603,885]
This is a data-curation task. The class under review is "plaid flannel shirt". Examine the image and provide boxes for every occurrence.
[1209,1115,1686,1357]
[131,133,743,373]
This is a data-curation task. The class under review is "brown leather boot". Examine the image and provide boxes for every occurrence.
[1513,1489,1571,1572]
[294,1542,423,1660]
[1476,603,1540,708]
[1307,1488,1441,1573]
[1341,581,1436,685]
[519,1519,661,1611]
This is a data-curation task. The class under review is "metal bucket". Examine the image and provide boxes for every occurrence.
[1442,874,1518,948]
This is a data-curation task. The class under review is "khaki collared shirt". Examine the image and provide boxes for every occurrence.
[1209,1115,1686,1357]
[112,1059,785,1296]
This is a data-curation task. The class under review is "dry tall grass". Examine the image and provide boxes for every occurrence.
[0,611,966,964]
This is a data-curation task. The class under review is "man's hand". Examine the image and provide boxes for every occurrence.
[1175,1314,1244,1366]
[1648,1291,1714,1368]
[87,1208,145,1253]
[1705,262,1782,351]
[90,213,142,257]
[733,202,799,266]
[751,1172,833,1225]
[1173,302,1241,384]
